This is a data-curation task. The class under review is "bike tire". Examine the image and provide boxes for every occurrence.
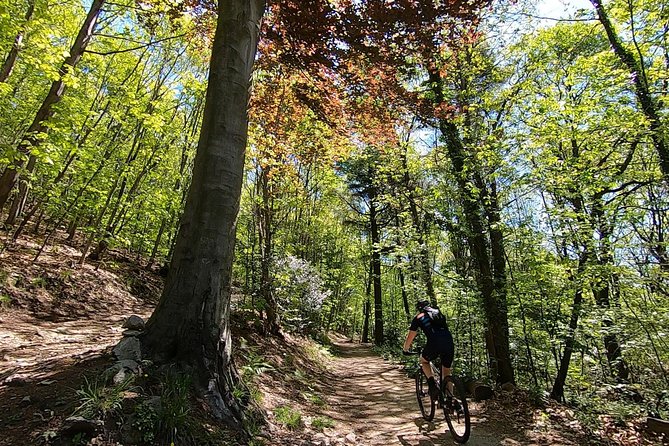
[416,370,435,421]
[442,375,471,443]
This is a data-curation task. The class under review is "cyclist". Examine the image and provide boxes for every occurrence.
[402,299,454,400]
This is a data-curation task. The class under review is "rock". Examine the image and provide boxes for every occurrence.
[103,359,141,384]
[4,375,29,386]
[104,359,140,374]
[344,433,357,444]
[313,432,329,446]
[122,315,145,331]
[20,396,31,406]
[500,382,515,392]
[60,416,104,437]
[122,329,143,337]
[38,379,57,386]
[112,337,142,361]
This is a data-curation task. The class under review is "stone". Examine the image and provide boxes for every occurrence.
[312,433,329,446]
[20,396,31,406]
[122,330,142,337]
[112,337,141,361]
[60,416,104,437]
[500,382,515,392]
[4,375,29,386]
[344,433,357,444]
[122,315,145,331]
[103,359,141,384]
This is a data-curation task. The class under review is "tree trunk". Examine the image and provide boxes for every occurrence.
[257,165,280,335]
[369,185,384,345]
[0,0,35,83]
[140,0,265,428]
[0,0,104,209]
[398,266,411,320]
[427,65,514,385]
[590,0,669,180]
[439,118,515,385]
[361,259,372,343]
[550,251,588,401]
[399,143,436,303]
[362,299,371,344]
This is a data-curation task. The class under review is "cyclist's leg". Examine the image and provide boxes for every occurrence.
[421,344,440,399]
[440,331,455,394]
[421,342,438,377]
[420,354,433,378]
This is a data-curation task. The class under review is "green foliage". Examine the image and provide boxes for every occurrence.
[302,391,326,407]
[158,371,191,437]
[311,416,335,431]
[274,405,302,430]
[129,371,191,445]
[132,399,159,443]
[75,375,133,419]
[0,293,11,307]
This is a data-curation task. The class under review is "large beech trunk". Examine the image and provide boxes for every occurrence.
[140,0,265,427]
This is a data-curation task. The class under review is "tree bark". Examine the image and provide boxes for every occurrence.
[399,143,436,303]
[439,117,515,385]
[0,0,104,209]
[361,260,372,343]
[139,0,265,427]
[427,65,514,385]
[256,165,280,335]
[550,251,588,401]
[590,0,669,180]
[0,0,35,83]
[369,183,384,345]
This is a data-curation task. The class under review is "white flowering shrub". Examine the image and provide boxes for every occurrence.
[274,255,331,334]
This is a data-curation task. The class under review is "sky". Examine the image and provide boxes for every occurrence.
[537,0,593,20]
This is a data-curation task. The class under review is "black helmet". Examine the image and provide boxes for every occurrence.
[415,300,430,311]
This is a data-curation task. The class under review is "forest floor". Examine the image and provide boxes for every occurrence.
[0,235,663,445]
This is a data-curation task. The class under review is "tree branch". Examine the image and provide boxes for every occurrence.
[85,34,186,56]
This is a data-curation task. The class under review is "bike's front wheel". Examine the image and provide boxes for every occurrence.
[442,375,471,443]
[416,371,435,421]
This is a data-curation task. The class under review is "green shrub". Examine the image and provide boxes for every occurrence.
[75,376,133,419]
[0,293,11,307]
[302,391,326,407]
[132,401,159,443]
[274,405,302,430]
[311,416,334,431]
[159,371,191,437]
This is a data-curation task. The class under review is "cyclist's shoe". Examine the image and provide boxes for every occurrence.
[427,378,439,400]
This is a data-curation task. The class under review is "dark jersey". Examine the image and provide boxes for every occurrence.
[409,312,450,341]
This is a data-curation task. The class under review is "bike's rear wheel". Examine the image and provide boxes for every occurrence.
[442,375,471,443]
[416,371,435,421]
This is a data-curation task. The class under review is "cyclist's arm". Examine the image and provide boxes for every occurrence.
[403,329,418,352]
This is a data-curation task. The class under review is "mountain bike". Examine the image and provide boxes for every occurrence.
[406,350,471,443]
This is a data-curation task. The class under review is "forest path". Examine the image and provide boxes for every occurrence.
[322,340,524,446]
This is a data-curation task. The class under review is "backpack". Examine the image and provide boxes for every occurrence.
[423,305,447,329]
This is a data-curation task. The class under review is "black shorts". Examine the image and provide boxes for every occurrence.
[421,331,454,368]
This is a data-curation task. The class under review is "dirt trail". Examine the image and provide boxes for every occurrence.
[322,341,518,446]
[0,307,151,384]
